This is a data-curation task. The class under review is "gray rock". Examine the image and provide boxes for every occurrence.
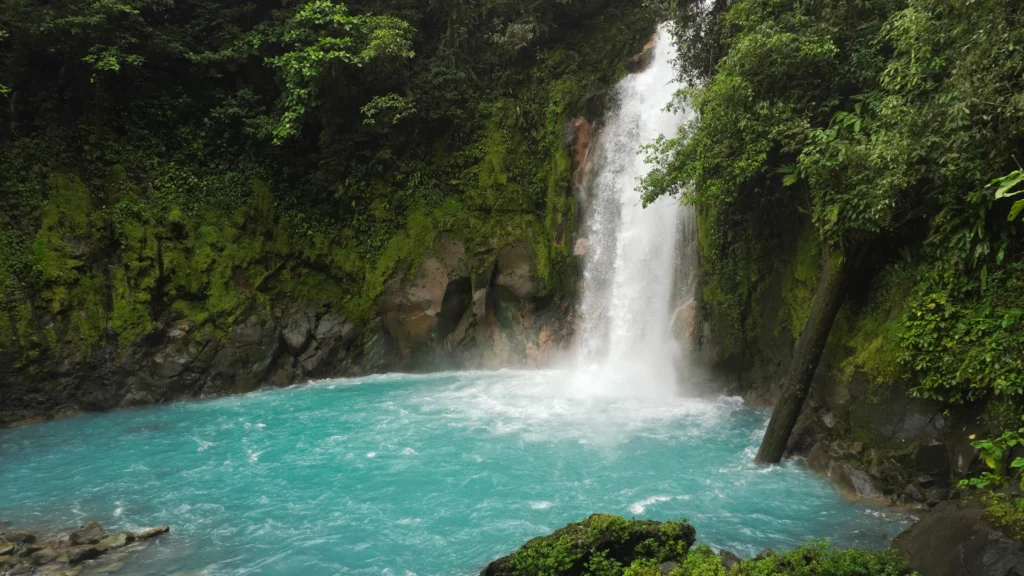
[844,466,885,499]
[902,483,925,502]
[96,531,134,551]
[915,441,951,488]
[755,549,775,560]
[69,521,108,545]
[659,560,678,574]
[895,499,1024,576]
[0,542,14,555]
[63,545,102,564]
[282,313,311,354]
[925,487,949,508]
[135,525,170,539]
[30,547,59,564]
[719,549,741,570]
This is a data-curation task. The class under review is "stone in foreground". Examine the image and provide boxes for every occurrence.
[480,514,695,576]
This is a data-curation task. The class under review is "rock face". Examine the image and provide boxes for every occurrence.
[0,221,575,426]
[894,499,1024,576]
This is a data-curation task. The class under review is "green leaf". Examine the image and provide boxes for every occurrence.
[1009,199,1024,221]
[1011,457,1024,469]
[995,171,1024,198]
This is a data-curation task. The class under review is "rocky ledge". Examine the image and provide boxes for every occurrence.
[0,521,169,575]
[479,514,912,576]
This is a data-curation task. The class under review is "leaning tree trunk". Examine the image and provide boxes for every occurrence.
[754,245,852,464]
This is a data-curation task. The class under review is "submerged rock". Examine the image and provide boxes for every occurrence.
[135,525,170,539]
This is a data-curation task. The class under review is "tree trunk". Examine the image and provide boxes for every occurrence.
[754,245,852,464]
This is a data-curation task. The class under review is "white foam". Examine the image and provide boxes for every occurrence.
[629,495,673,515]
[530,501,554,510]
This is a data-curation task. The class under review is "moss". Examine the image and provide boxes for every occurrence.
[832,264,916,389]
[778,220,821,337]
[487,515,695,576]
[486,516,914,576]
[983,493,1024,541]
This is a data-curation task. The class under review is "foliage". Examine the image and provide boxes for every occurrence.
[958,416,1024,491]
[981,493,1024,542]
[641,0,1024,414]
[490,517,915,576]
[0,0,658,366]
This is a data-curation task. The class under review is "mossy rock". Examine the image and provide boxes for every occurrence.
[480,514,695,576]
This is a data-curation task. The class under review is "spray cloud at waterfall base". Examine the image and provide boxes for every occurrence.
[573,25,700,398]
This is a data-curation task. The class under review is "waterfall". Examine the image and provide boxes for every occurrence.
[574,26,696,397]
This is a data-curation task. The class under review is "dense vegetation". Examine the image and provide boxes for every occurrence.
[643,0,1024,464]
[0,0,656,366]
[482,514,915,576]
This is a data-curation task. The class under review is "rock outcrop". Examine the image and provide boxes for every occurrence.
[0,521,169,574]
[894,499,1024,576]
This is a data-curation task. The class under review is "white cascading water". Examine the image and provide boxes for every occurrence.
[573,25,697,397]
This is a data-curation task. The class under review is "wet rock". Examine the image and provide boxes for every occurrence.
[30,547,59,564]
[845,466,885,499]
[902,483,924,502]
[1,530,37,544]
[573,238,589,257]
[281,313,311,354]
[625,35,656,74]
[719,549,742,570]
[917,474,935,489]
[95,561,124,573]
[915,441,951,488]
[69,521,108,545]
[135,525,170,539]
[925,487,949,508]
[755,549,775,560]
[96,531,134,551]
[570,117,595,190]
[0,542,14,555]
[493,244,535,300]
[894,499,1024,576]
[63,545,102,564]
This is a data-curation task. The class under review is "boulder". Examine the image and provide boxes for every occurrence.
[69,521,107,545]
[915,441,951,488]
[30,547,59,565]
[479,515,695,576]
[894,499,1024,576]
[281,312,311,354]
[63,545,102,564]
[96,531,134,551]
[719,549,742,570]
[135,525,170,539]
[659,561,678,574]
[0,530,37,544]
[0,542,15,555]
[755,549,775,560]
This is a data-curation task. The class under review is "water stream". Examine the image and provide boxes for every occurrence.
[575,25,695,396]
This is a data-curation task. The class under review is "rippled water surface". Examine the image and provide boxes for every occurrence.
[0,370,913,575]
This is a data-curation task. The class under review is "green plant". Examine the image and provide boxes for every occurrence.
[958,416,1024,490]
